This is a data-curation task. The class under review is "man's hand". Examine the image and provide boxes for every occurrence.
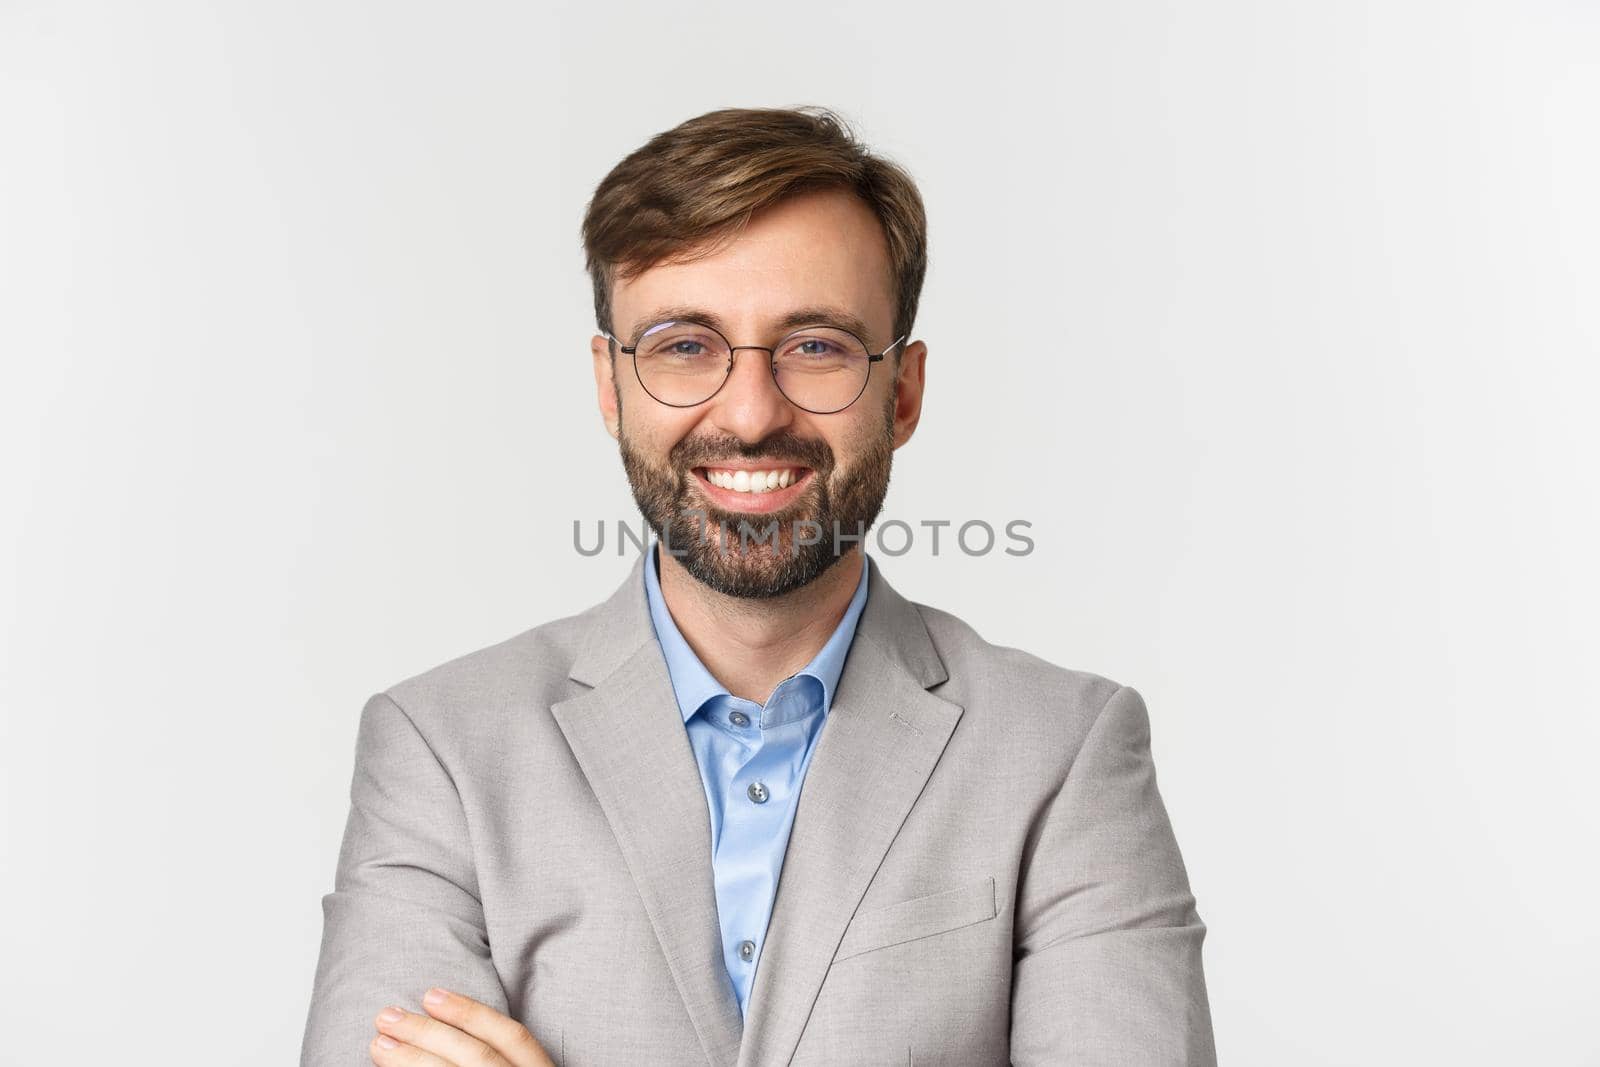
[370,987,555,1066]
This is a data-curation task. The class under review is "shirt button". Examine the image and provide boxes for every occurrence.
[729,711,750,728]
[738,939,756,962]
[747,781,770,804]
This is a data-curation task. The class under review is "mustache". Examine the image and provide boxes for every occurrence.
[668,432,832,473]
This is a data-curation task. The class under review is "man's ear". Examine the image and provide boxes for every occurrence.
[591,334,621,440]
[891,339,927,450]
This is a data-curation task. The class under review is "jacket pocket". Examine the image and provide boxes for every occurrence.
[834,876,997,962]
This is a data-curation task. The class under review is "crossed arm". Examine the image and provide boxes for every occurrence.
[299,692,551,1065]
[1008,684,1217,1065]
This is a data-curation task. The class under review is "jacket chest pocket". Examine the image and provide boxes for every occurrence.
[833,875,998,963]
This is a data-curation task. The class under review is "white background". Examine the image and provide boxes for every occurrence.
[3,1,1596,1063]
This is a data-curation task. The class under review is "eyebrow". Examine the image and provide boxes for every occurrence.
[627,305,880,349]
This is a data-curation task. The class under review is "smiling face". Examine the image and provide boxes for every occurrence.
[591,186,927,599]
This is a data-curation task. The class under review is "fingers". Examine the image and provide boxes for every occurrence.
[419,988,555,1067]
[371,1004,498,1067]
[368,1020,453,1067]
[370,989,554,1067]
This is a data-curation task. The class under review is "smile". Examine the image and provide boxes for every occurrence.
[690,466,816,513]
[699,467,804,493]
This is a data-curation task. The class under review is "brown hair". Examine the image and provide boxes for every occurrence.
[580,105,928,355]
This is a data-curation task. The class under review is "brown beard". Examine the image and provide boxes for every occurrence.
[616,391,896,599]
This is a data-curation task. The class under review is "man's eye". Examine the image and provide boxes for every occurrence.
[784,338,845,358]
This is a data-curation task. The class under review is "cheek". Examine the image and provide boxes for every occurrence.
[812,428,865,485]
[834,407,893,459]
[620,404,695,449]
[644,423,711,475]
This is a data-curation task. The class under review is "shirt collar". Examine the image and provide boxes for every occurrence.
[641,537,872,726]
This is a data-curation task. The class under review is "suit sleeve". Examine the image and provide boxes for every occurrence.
[300,692,510,1066]
[1008,685,1217,1066]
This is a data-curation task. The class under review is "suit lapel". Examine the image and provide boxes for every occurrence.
[550,552,744,1067]
[735,557,965,1067]
[551,551,963,1067]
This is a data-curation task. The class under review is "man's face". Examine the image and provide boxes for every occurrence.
[590,187,927,599]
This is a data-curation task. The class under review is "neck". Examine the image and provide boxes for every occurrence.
[654,545,864,704]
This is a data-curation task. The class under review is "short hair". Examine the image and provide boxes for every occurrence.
[580,105,928,352]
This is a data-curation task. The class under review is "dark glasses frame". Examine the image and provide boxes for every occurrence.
[601,319,906,415]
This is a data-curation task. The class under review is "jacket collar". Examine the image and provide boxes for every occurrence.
[640,539,874,727]
[569,546,947,693]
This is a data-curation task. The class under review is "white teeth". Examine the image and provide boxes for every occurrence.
[701,468,802,494]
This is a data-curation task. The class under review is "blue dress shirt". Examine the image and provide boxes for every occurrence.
[641,538,872,1018]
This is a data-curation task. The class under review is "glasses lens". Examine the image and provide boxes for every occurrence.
[633,321,732,405]
[773,327,872,413]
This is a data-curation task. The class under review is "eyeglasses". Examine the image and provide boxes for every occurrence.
[602,319,906,415]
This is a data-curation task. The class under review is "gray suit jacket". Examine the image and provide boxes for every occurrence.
[301,551,1215,1066]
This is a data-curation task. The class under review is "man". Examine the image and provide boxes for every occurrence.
[301,105,1216,1066]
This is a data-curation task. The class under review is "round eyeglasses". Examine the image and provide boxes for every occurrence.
[602,320,906,415]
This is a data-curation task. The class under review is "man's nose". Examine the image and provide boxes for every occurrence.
[707,346,796,441]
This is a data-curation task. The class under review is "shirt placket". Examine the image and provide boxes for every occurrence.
[713,679,809,1008]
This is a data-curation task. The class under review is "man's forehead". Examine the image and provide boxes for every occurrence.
[612,240,893,343]
[613,264,895,348]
